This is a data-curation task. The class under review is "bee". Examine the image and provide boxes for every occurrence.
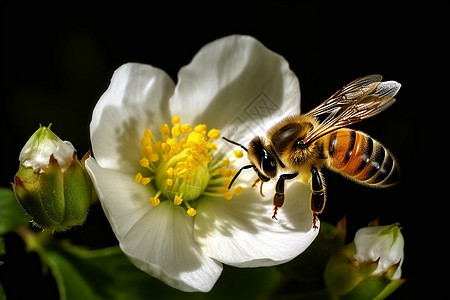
[224,74,401,229]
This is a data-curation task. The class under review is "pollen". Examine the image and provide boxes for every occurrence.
[220,187,233,200]
[207,129,221,140]
[135,173,143,183]
[181,124,192,134]
[150,197,160,207]
[187,208,197,217]
[174,196,183,205]
[144,129,153,139]
[172,124,181,137]
[141,177,151,185]
[171,115,180,124]
[234,186,244,196]
[140,157,149,167]
[135,116,245,216]
[149,153,159,162]
[234,149,244,158]
[160,124,170,135]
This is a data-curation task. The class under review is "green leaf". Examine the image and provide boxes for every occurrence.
[0,236,4,256]
[0,187,29,234]
[41,244,169,300]
[40,242,281,300]
[0,282,5,300]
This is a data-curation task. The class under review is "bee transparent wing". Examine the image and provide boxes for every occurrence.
[308,74,383,116]
[302,75,400,145]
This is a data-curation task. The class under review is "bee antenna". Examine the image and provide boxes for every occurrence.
[222,137,248,152]
[228,164,254,189]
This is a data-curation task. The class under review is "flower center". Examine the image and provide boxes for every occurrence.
[135,116,244,216]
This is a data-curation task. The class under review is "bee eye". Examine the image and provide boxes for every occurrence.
[249,136,277,178]
[261,148,277,178]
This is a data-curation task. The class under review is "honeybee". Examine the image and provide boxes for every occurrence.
[224,74,400,229]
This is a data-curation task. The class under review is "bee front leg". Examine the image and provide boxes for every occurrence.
[272,173,298,220]
[252,178,265,197]
[310,166,326,229]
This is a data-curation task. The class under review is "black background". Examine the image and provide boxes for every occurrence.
[1,2,445,299]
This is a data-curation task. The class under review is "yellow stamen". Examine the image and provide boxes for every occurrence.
[234,186,244,196]
[136,116,245,216]
[171,115,180,124]
[135,173,143,183]
[234,149,244,158]
[174,196,183,205]
[194,124,207,136]
[144,129,153,139]
[220,187,233,200]
[207,128,221,139]
[208,143,218,151]
[160,124,170,135]
[150,197,160,207]
[166,167,174,176]
[161,142,170,152]
[140,157,150,167]
[142,146,152,157]
[149,153,159,162]
[181,124,192,134]
[187,208,197,216]
[141,137,151,147]
[172,124,181,137]
[141,177,151,185]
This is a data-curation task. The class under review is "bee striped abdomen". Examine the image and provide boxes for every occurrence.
[327,129,399,187]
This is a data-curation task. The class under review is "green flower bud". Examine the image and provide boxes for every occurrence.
[13,125,92,231]
[324,223,406,300]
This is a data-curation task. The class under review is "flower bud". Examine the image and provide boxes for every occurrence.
[324,223,405,300]
[13,125,92,231]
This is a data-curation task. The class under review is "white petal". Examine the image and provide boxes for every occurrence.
[123,202,223,292]
[170,35,301,145]
[194,179,318,267]
[90,63,175,174]
[85,157,152,236]
[85,157,222,292]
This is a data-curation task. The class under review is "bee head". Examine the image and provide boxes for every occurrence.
[248,136,278,179]
[222,136,275,189]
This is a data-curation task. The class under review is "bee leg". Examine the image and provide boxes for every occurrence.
[310,167,326,229]
[259,181,265,197]
[272,173,298,220]
[252,178,265,197]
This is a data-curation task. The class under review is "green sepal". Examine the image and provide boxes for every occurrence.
[373,278,406,300]
[340,275,391,300]
[14,171,60,229]
[324,242,380,296]
[38,155,65,225]
[61,154,91,228]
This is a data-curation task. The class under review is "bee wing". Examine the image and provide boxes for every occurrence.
[302,75,401,145]
[308,74,383,116]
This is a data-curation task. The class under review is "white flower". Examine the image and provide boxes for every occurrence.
[354,224,404,279]
[85,35,319,292]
